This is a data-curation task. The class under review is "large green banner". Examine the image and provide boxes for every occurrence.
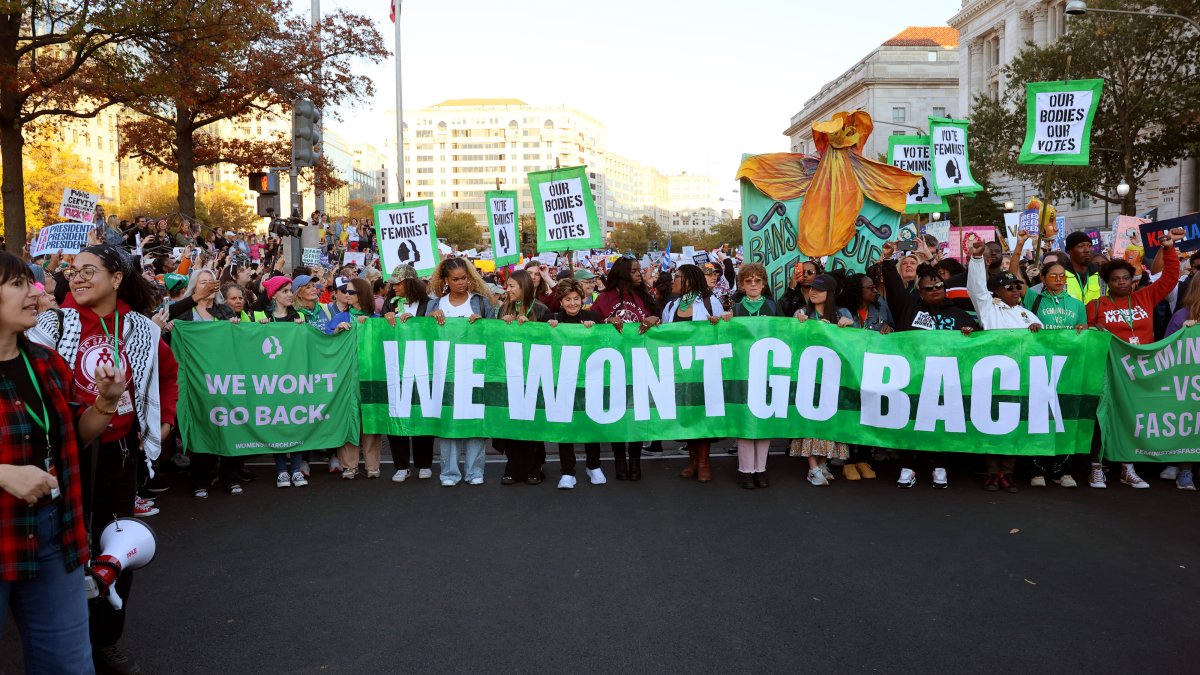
[174,322,362,456]
[358,317,1108,454]
[1100,326,1200,462]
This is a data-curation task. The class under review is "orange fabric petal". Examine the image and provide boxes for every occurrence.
[848,153,921,214]
[797,148,865,257]
[735,153,816,202]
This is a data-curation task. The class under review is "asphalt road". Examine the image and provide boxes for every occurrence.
[4,442,1199,674]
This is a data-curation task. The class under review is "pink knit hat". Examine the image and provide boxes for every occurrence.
[263,276,293,300]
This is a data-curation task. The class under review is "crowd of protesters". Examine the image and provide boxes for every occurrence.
[0,208,1196,673]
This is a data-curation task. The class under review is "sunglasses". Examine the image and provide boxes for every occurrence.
[1044,273,1066,280]
[919,282,945,292]
[1001,282,1024,292]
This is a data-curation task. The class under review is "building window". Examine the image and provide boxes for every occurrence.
[932,106,947,118]
[891,107,905,123]
[927,51,937,62]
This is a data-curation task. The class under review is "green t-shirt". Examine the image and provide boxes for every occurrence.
[1023,289,1086,329]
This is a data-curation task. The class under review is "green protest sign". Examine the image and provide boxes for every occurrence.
[928,117,983,196]
[528,166,602,252]
[173,322,361,456]
[740,178,898,301]
[373,200,439,277]
[1099,326,1200,462]
[485,190,520,267]
[1019,79,1104,166]
[888,135,949,214]
[357,317,1108,454]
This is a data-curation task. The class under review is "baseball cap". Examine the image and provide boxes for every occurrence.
[333,275,352,292]
[291,274,315,293]
[701,262,720,275]
[163,273,189,292]
[989,271,1024,291]
[810,273,838,293]
[573,269,596,280]
[389,265,417,284]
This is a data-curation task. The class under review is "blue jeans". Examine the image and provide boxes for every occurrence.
[437,438,488,483]
[274,453,302,474]
[0,503,95,674]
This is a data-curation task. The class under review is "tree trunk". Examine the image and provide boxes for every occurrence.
[0,11,26,252]
[174,103,197,222]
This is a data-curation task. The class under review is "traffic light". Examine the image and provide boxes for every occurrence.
[256,194,280,218]
[248,171,279,194]
[292,98,322,168]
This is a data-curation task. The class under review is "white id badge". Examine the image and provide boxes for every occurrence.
[116,391,134,416]
[1129,336,1140,345]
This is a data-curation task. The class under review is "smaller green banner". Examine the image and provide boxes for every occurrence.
[888,134,950,214]
[1019,79,1104,166]
[528,166,602,252]
[173,322,361,456]
[485,190,520,267]
[1100,325,1200,462]
[928,117,983,197]
[373,200,440,277]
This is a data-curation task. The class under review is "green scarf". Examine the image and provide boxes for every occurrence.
[678,292,699,312]
[739,296,766,315]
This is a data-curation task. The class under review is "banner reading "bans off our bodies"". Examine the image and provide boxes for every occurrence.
[358,318,1108,454]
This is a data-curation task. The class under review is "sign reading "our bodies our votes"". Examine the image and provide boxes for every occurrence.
[373,200,439,278]
[1019,79,1104,166]
[528,166,602,252]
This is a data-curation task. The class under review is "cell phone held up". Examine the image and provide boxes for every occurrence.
[898,240,918,252]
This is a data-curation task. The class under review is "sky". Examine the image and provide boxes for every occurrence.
[298,0,965,182]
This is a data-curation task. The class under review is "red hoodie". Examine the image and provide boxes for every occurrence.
[1086,251,1179,345]
[62,297,179,442]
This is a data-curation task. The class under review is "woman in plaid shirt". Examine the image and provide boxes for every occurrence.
[0,251,125,674]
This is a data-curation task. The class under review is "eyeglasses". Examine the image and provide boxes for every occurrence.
[64,266,100,282]
[1001,282,1024,292]
[743,278,765,284]
[919,282,945,292]
[1044,273,1066,280]
[802,270,816,276]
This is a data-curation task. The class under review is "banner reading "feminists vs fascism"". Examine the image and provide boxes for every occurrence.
[357,318,1108,454]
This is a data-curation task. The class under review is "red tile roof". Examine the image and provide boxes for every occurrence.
[883,26,959,48]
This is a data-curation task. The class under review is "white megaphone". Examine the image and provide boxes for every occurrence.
[86,518,158,610]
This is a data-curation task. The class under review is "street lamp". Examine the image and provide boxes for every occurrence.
[1065,1,1200,34]
[1116,181,1130,198]
[1004,200,1015,212]
[931,212,942,221]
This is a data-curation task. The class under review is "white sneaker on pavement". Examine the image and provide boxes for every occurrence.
[558,475,576,489]
[418,468,433,479]
[291,472,308,487]
[392,469,410,483]
[819,462,835,481]
[1030,475,1047,487]
[440,479,457,487]
[586,467,607,485]
[1054,474,1078,488]
[932,467,949,489]
[1088,464,1106,488]
[897,467,916,488]
[808,469,829,486]
[328,457,342,473]
[276,471,291,488]
[1159,465,1179,481]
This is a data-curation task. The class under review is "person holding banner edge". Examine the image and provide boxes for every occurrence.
[383,265,435,483]
[1085,227,1184,490]
[731,263,778,489]
[425,258,496,486]
[661,264,729,484]
[547,279,606,489]
[496,270,550,485]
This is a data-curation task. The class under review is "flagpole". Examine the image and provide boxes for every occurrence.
[394,0,405,203]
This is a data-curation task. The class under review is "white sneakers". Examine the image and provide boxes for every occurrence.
[1089,465,1106,488]
[808,468,829,486]
[1160,465,1179,481]
[1120,464,1150,489]
[328,457,342,473]
[1054,475,1078,488]
[291,471,308,487]
[819,462,835,482]
[440,479,457,487]
[392,469,410,483]
[586,468,607,485]
[932,468,949,489]
[467,477,484,485]
[896,468,916,488]
[276,471,291,488]
[1030,475,1047,487]
[558,475,576,489]
[418,468,433,479]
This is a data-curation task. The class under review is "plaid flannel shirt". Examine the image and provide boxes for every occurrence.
[0,342,90,581]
